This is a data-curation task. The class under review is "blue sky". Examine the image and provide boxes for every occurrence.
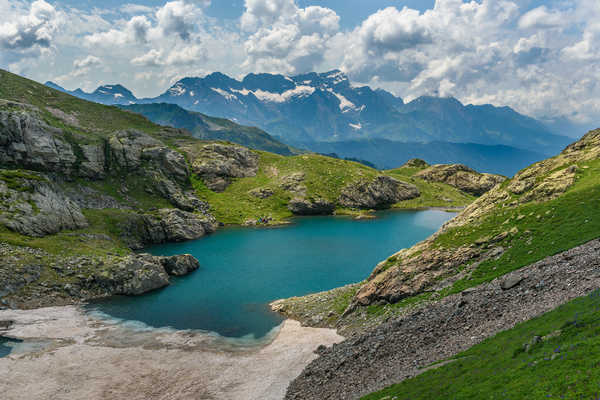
[1,0,599,129]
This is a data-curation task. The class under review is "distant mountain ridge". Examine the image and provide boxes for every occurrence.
[46,70,572,156]
[120,103,297,156]
[307,139,547,177]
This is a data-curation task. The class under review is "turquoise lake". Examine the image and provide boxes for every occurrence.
[88,210,455,340]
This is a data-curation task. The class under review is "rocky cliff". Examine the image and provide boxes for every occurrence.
[0,75,223,307]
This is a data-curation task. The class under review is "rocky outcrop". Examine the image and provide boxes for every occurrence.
[0,243,203,307]
[159,254,200,276]
[183,143,259,192]
[0,170,88,237]
[400,158,429,169]
[0,105,79,176]
[119,208,217,249]
[279,172,307,195]
[104,254,171,296]
[415,164,505,196]
[288,198,335,215]
[249,187,274,199]
[338,176,420,209]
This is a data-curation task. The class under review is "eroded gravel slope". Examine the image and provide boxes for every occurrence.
[286,239,600,399]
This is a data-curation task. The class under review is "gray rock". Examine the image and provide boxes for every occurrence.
[98,254,170,296]
[415,164,506,196]
[0,107,78,174]
[108,130,163,171]
[288,198,335,215]
[119,209,217,249]
[339,176,420,209]
[249,187,274,199]
[0,172,88,237]
[79,144,106,179]
[280,172,306,194]
[141,146,190,184]
[189,143,259,192]
[159,254,200,276]
[500,276,523,290]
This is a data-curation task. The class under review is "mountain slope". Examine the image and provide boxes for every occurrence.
[47,70,571,155]
[307,139,547,176]
[0,69,499,307]
[276,128,600,399]
[120,103,298,156]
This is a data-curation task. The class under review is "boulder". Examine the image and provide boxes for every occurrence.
[338,176,420,209]
[185,143,259,192]
[119,208,217,249]
[415,164,505,196]
[94,254,170,296]
[288,198,335,215]
[159,254,200,276]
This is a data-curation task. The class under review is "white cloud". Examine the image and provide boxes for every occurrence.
[155,1,201,41]
[73,55,101,69]
[1,0,600,127]
[241,0,340,74]
[0,0,61,50]
[120,4,154,15]
[518,6,565,30]
[357,7,431,54]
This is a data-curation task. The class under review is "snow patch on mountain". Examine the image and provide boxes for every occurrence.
[349,123,362,130]
[327,89,357,112]
[211,88,237,101]
[232,85,315,103]
[169,84,186,96]
[326,70,348,85]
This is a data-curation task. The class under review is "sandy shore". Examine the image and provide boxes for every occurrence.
[0,306,343,400]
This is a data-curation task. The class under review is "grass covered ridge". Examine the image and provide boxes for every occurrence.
[191,151,474,225]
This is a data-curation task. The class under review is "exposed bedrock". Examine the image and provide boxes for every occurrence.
[339,176,420,209]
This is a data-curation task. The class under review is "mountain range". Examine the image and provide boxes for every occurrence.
[46,70,571,157]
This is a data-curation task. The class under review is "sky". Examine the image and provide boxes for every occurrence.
[1,0,599,130]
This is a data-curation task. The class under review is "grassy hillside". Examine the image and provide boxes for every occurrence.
[189,152,474,225]
[274,130,600,334]
[0,69,481,254]
[121,103,299,156]
[364,289,600,399]
[0,70,166,140]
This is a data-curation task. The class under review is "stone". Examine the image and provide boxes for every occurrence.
[0,172,88,237]
[500,276,523,290]
[415,164,506,196]
[159,254,200,276]
[110,254,170,296]
[249,187,274,199]
[338,176,420,209]
[0,106,78,175]
[184,143,259,192]
[288,198,335,215]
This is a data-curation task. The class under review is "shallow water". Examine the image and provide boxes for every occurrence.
[0,336,23,358]
[89,210,455,340]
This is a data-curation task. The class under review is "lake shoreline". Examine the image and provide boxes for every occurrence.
[0,305,343,400]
